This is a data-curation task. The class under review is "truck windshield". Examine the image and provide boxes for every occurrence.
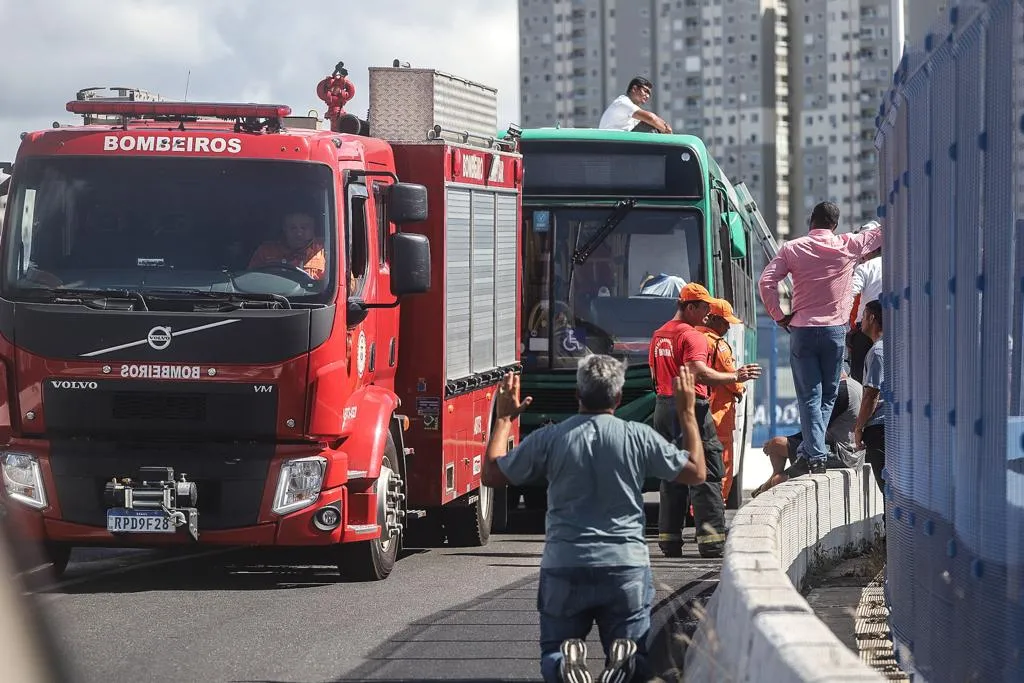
[522,207,703,370]
[1,156,336,304]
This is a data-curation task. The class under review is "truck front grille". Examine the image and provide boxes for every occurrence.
[112,392,207,421]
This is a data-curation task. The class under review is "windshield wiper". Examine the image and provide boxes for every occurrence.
[144,289,292,309]
[30,287,151,311]
[571,198,637,265]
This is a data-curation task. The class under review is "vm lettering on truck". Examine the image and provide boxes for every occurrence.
[120,364,203,379]
[103,135,242,154]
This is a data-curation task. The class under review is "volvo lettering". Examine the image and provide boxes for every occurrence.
[0,65,523,581]
[49,381,98,390]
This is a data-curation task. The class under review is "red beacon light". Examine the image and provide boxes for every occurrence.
[65,100,292,120]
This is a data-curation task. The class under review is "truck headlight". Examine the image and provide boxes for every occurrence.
[2,452,47,509]
[272,456,327,515]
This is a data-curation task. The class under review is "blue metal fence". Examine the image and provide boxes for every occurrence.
[875,2,1024,680]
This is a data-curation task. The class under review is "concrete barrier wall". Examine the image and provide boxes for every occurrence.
[684,466,886,682]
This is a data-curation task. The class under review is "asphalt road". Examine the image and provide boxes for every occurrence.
[19,502,726,683]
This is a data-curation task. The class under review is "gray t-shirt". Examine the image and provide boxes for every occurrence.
[862,339,885,427]
[827,377,862,445]
[826,377,862,467]
[497,413,691,569]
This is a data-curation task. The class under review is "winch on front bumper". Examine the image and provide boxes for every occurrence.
[104,466,200,542]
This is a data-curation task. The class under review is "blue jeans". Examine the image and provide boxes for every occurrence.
[789,325,847,465]
[538,565,655,683]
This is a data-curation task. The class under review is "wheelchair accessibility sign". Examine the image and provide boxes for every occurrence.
[559,328,586,353]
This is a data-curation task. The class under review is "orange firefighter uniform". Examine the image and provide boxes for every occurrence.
[698,299,745,502]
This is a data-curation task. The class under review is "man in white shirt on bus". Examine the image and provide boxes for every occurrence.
[598,77,673,134]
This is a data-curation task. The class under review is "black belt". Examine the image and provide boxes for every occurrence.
[657,395,710,404]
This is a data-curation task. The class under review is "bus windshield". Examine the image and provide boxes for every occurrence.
[1,156,337,304]
[522,206,704,370]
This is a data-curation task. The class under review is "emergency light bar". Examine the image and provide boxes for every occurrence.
[66,100,293,120]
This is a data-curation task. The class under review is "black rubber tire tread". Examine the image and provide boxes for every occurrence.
[490,484,509,534]
[443,487,493,547]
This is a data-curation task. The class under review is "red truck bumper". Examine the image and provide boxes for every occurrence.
[3,484,381,548]
[0,440,385,549]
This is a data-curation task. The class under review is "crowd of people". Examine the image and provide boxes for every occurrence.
[477,78,889,683]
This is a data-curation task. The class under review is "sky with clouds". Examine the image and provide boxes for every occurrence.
[0,0,520,162]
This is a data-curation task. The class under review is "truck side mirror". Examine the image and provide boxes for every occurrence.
[390,232,431,296]
[388,183,428,224]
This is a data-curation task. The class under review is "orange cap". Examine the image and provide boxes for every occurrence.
[679,282,714,304]
[710,298,742,324]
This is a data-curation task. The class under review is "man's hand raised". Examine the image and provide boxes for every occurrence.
[495,372,533,421]
[736,363,763,383]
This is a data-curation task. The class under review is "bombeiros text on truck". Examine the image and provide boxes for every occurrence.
[0,60,524,581]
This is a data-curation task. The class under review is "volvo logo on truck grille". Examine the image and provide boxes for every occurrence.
[81,319,241,358]
[147,326,172,350]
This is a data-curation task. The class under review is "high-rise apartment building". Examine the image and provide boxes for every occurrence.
[518,0,901,237]
[789,0,897,229]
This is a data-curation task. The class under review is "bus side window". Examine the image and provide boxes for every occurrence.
[715,189,734,302]
[740,230,757,324]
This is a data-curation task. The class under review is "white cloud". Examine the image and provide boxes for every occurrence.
[0,0,520,161]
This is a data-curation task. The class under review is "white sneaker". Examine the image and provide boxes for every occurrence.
[559,639,592,683]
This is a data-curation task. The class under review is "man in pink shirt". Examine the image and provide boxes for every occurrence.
[758,202,883,474]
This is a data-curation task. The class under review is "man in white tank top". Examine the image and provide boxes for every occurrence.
[598,77,672,134]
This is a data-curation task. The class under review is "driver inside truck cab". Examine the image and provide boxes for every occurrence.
[248,210,327,280]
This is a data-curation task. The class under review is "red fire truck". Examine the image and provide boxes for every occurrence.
[0,61,523,581]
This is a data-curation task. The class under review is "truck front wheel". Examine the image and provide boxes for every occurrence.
[338,437,403,581]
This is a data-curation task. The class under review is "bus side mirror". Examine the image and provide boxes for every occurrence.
[390,232,431,296]
[388,183,428,224]
[723,211,747,259]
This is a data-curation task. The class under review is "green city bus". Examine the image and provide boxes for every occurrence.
[503,127,769,519]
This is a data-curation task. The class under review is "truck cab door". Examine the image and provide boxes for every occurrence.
[345,182,376,386]
[370,180,399,390]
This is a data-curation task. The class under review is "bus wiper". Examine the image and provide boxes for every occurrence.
[572,198,637,265]
[144,288,292,309]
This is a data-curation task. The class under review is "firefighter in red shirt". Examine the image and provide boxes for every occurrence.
[649,283,762,558]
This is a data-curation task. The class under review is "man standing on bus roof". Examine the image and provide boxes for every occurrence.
[697,299,746,504]
[757,202,882,475]
[649,283,761,558]
[598,77,673,134]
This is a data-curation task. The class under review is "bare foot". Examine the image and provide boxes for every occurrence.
[751,473,789,498]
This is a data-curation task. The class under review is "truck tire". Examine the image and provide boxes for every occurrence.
[444,485,493,547]
[491,484,509,534]
[338,436,402,581]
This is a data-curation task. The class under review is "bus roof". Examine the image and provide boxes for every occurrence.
[516,127,709,157]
